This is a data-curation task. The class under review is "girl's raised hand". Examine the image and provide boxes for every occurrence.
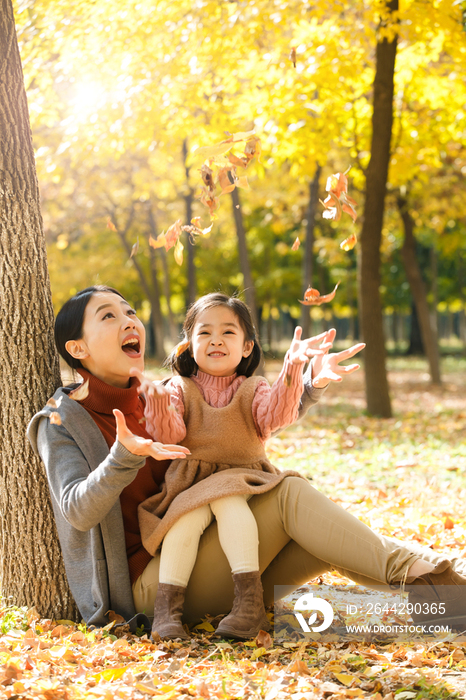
[129,367,170,401]
[288,327,333,365]
[311,340,366,388]
[113,409,191,461]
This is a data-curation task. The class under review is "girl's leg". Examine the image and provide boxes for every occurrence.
[135,478,444,623]
[210,495,268,638]
[159,505,213,586]
[209,495,259,573]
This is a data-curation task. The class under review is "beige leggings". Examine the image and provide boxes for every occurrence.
[159,495,259,586]
[133,477,462,622]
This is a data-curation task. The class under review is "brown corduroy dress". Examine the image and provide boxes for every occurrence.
[138,375,304,556]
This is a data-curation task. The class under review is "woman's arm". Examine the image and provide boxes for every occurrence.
[36,411,189,533]
[37,417,147,532]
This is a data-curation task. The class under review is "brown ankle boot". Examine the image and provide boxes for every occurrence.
[407,560,466,630]
[151,583,190,640]
[215,571,271,640]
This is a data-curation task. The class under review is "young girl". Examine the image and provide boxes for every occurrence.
[137,293,342,640]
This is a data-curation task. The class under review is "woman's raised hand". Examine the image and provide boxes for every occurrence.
[113,409,191,461]
[311,332,366,388]
[288,327,334,365]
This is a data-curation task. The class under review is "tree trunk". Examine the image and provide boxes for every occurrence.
[300,165,322,336]
[398,196,441,384]
[359,0,398,417]
[230,187,265,374]
[430,244,438,338]
[147,203,177,343]
[406,302,424,355]
[183,139,196,306]
[0,0,78,619]
[459,253,466,346]
[113,207,165,362]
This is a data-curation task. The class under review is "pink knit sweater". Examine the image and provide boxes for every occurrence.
[144,353,304,445]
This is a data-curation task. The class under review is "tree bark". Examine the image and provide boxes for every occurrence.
[183,139,196,306]
[359,0,398,417]
[0,0,78,619]
[300,165,322,336]
[398,196,441,383]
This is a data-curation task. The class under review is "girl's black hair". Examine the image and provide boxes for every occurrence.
[54,285,126,369]
[167,293,262,378]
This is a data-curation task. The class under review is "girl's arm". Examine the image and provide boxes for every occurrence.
[297,331,365,419]
[253,328,332,440]
[137,374,187,444]
[35,412,189,532]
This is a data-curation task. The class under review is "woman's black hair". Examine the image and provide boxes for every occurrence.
[167,293,262,378]
[54,285,126,369]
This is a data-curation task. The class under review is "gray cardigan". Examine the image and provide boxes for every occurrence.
[27,367,325,626]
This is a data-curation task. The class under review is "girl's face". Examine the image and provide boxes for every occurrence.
[65,292,146,388]
[191,305,254,377]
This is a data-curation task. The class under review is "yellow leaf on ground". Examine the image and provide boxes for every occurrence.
[92,666,128,682]
[193,620,215,632]
[334,672,356,686]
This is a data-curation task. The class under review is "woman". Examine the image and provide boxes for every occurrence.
[28,286,466,632]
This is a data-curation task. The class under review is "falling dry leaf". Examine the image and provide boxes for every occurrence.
[200,164,215,190]
[234,175,250,190]
[228,152,248,168]
[218,166,235,194]
[244,136,261,164]
[198,187,220,217]
[340,232,358,251]
[175,340,190,357]
[299,282,340,306]
[106,217,117,231]
[130,237,139,258]
[149,233,166,250]
[164,220,183,251]
[289,47,297,67]
[49,412,62,425]
[174,239,184,266]
[291,237,301,251]
[320,170,357,223]
[69,379,90,402]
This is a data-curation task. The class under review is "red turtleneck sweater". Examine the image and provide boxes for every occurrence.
[75,370,170,584]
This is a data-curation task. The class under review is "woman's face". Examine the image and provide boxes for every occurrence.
[65,292,146,388]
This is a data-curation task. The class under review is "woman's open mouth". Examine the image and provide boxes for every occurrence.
[122,337,141,357]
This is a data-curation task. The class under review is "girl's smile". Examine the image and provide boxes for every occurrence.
[191,306,253,377]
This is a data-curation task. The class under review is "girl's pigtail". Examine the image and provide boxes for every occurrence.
[165,340,197,377]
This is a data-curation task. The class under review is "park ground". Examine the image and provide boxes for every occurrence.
[1,356,466,699]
